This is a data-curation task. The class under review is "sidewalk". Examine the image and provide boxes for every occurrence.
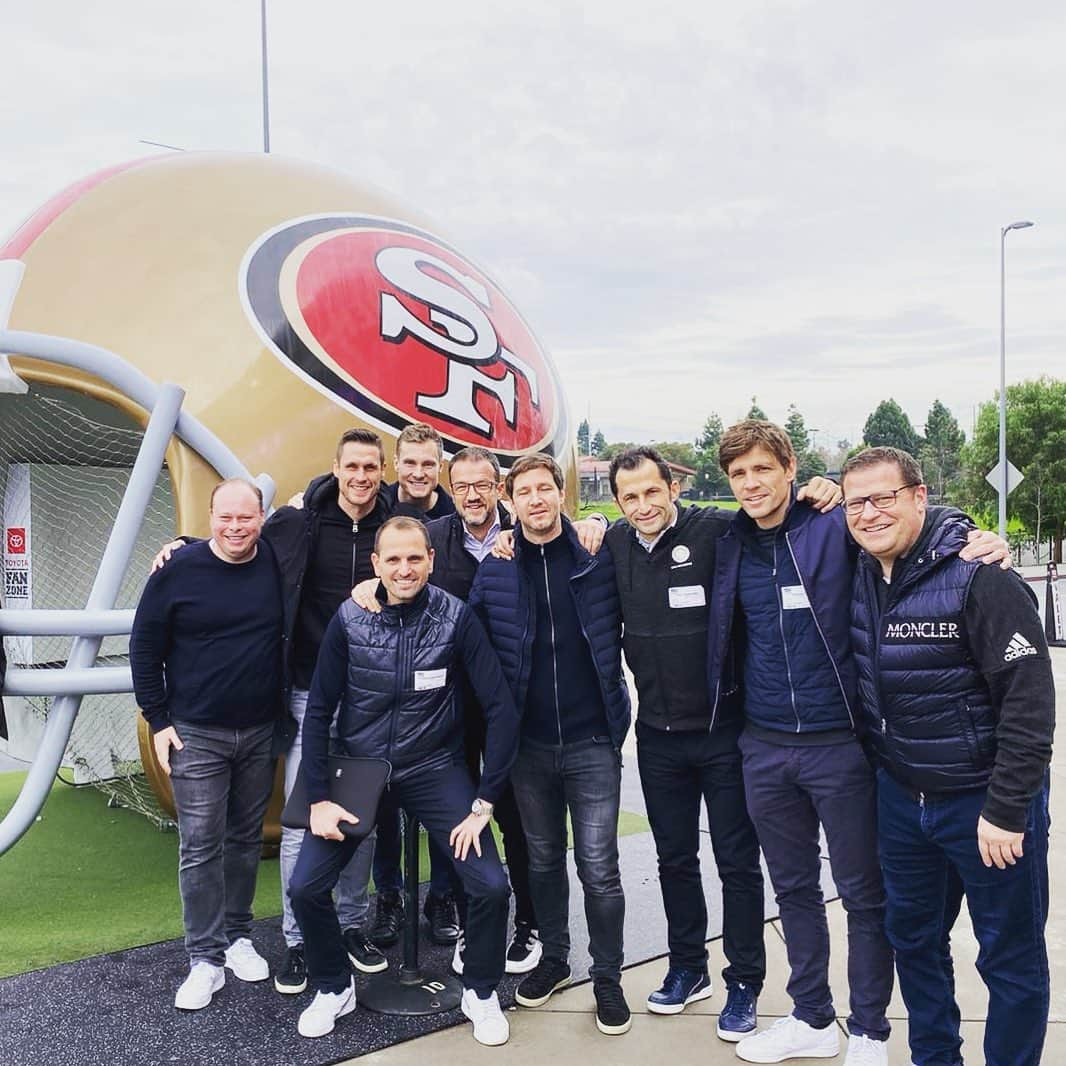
[348,646,1065,1065]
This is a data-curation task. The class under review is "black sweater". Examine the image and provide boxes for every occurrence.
[130,541,284,732]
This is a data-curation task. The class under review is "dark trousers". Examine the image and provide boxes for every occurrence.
[291,761,510,996]
[373,790,455,898]
[637,721,765,989]
[510,735,625,982]
[168,720,276,966]
[739,730,893,1040]
[464,717,535,929]
[878,770,1050,1066]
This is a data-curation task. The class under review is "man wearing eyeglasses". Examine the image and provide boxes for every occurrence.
[843,447,1053,1066]
[707,421,1008,1066]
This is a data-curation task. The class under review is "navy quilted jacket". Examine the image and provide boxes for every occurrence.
[469,518,631,748]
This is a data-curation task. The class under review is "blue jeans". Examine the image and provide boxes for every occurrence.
[878,770,1050,1066]
[739,731,892,1040]
[291,761,510,996]
[637,721,765,988]
[168,719,276,966]
[510,735,625,982]
[373,789,456,898]
[279,689,373,946]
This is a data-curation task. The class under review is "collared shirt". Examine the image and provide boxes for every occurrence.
[463,517,501,562]
[635,507,678,553]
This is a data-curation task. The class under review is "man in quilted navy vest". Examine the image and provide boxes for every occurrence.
[288,517,519,1047]
[844,447,1054,1066]
[469,453,633,1038]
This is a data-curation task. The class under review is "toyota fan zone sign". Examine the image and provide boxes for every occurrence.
[240,215,567,465]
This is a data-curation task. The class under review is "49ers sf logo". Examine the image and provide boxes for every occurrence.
[240,215,565,459]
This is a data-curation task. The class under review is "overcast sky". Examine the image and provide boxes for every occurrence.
[2,1,1063,452]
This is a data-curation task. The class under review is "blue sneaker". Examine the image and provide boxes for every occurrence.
[646,967,713,1015]
[716,981,757,1041]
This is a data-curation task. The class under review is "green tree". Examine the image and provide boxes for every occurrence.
[783,404,827,483]
[862,399,921,455]
[652,441,699,470]
[694,413,728,496]
[591,430,607,456]
[746,397,767,420]
[959,377,1066,561]
[577,418,590,455]
[919,399,965,501]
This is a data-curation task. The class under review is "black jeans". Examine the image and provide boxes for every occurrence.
[291,761,510,996]
[168,719,276,966]
[510,735,625,982]
[739,730,893,1040]
[637,721,765,989]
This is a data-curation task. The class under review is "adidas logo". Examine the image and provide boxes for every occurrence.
[1003,632,1038,662]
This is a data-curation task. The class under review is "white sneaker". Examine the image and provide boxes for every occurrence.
[844,1034,889,1065]
[298,980,357,1038]
[224,937,270,982]
[461,988,510,1046]
[736,1014,840,1063]
[451,935,465,975]
[174,962,225,1010]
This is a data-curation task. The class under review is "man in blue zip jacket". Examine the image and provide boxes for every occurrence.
[469,453,633,1038]
[844,447,1053,1066]
[289,515,519,1045]
[707,421,1008,1066]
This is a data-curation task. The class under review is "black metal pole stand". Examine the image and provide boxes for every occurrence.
[360,810,463,1015]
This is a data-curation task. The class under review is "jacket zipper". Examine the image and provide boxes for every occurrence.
[350,521,359,587]
[773,537,802,732]
[387,612,405,766]
[784,532,856,730]
[541,546,564,744]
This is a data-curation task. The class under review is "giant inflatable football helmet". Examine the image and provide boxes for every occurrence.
[0,152,576,852]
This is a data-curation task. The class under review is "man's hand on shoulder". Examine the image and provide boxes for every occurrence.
[960,529,1012,570]
[573,514,608,554]
[977,815,1024,869]
[309,800,359,841]
[490,529,515,560]
[287,491,305,510]
[351,578,382,613]
[797,476,842,513]
[150,539,186,574]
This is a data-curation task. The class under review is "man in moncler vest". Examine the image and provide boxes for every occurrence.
[844,447,1054,1066]
[288,516,519,1047]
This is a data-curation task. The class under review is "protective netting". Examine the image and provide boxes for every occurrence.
[0,385,177,827]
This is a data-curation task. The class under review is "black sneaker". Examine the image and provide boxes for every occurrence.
[515,958,572,1008]
[422,891,461,945]
[505,923,543,974]
[274,944,307,994]
[343,926,388,973]
[371,890,404,948]
[593,979,632,1035]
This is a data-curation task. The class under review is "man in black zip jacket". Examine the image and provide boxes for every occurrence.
[470,454,633,1038]
[844,447,1054,1066]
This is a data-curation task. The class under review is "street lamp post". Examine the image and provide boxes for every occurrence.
[998,220,1034,540]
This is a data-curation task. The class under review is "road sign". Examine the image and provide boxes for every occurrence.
[985,459,1024,496]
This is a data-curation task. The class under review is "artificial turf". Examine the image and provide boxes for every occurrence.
[0,771,648,978]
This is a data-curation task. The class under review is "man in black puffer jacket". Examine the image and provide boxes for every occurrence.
[289,516,519,1046]
[845,447,1054,1066]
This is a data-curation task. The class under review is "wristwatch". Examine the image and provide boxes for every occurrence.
[471,798,494,817]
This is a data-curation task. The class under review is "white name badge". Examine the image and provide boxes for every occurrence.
[414,668,448,691]
[781,584,811,610]
[669,584,706,609]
